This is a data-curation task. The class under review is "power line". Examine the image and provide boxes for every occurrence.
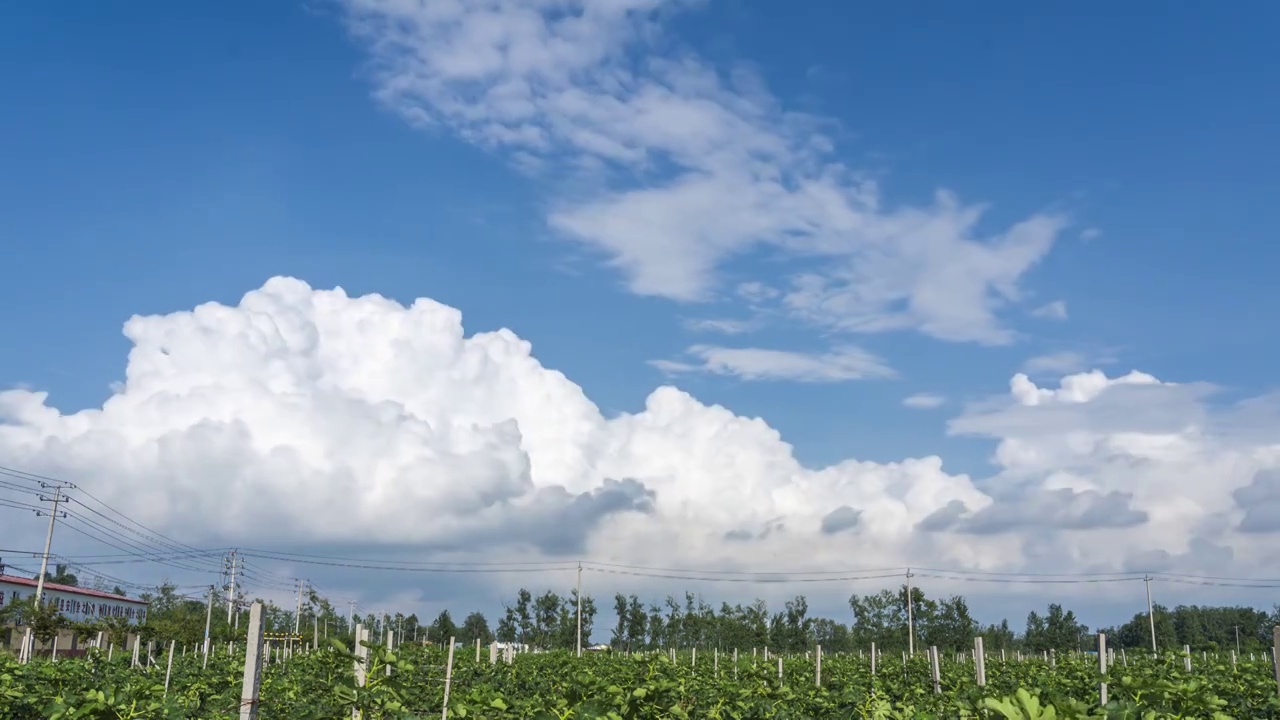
[61,510,218,574]
[236,547,573,568]
[586,566,908,584]
[238,550,579,574]
[581,560,906,576]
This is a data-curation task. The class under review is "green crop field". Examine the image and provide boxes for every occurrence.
[4,639,1279,719]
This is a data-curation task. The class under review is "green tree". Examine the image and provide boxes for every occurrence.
[496,607,517,644]
[429,609,457,645]
[24,598,67,646]
[611,593,627,649]
[459,612,492,646]
[42,564,78,587]
[624,595,647,651]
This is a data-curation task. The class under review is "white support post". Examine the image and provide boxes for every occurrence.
[1272,627,1280,697]
[815,645,822,687]
[777,656,782,681]
[240,602,266,720]
[929,646,941,694]
[386,630,394,677]
[1098,633,1108,706]
[974,637,986,687]
[132,636,141,668]
[164,640,176,697]
[870,642,876,676]
[441,637,456,720]
[353,625,367,720]
[1184,644,1192,672]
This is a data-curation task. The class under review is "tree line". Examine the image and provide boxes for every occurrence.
[446,585,1280,656]
[6,570,1278,656]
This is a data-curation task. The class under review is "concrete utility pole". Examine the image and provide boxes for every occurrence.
[1144,576,1157,653]
[226,550,238,624]
[293,579,305,655]
[1235,625,1242,655]
[34,486,67,604]
[203,585,215,668]
[905,568,916,657]
[576,562,583,657]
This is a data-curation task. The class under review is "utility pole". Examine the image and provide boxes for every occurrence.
[1235,625,1242,655]
[293,579,305,655]
[1144,576,1157,654]
[225,550,238,624]
[349,601,355,634]
[203,585,215,668]
[576,562,583,657]
[33,486,68,604]
[905,568,916,657]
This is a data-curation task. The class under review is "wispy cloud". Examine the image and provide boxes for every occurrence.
[902,393,946,409]
[1023,351,1090,375]
[342,0,1066,345]
[652,345,895,382]
[682,317,759,335]
[1030,300,1068,320]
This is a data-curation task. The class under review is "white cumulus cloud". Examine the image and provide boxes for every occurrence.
[2,279,1278,607]
[341,0,1066,344]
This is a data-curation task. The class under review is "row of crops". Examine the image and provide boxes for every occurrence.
[3,639,1279,719]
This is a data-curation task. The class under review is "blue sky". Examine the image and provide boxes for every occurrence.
[2,1,1279,621]
[4,1,1276,474]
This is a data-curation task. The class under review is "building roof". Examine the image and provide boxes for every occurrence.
[0,574,149,605]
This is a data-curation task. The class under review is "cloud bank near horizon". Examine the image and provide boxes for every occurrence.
[2,278,1277,601]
